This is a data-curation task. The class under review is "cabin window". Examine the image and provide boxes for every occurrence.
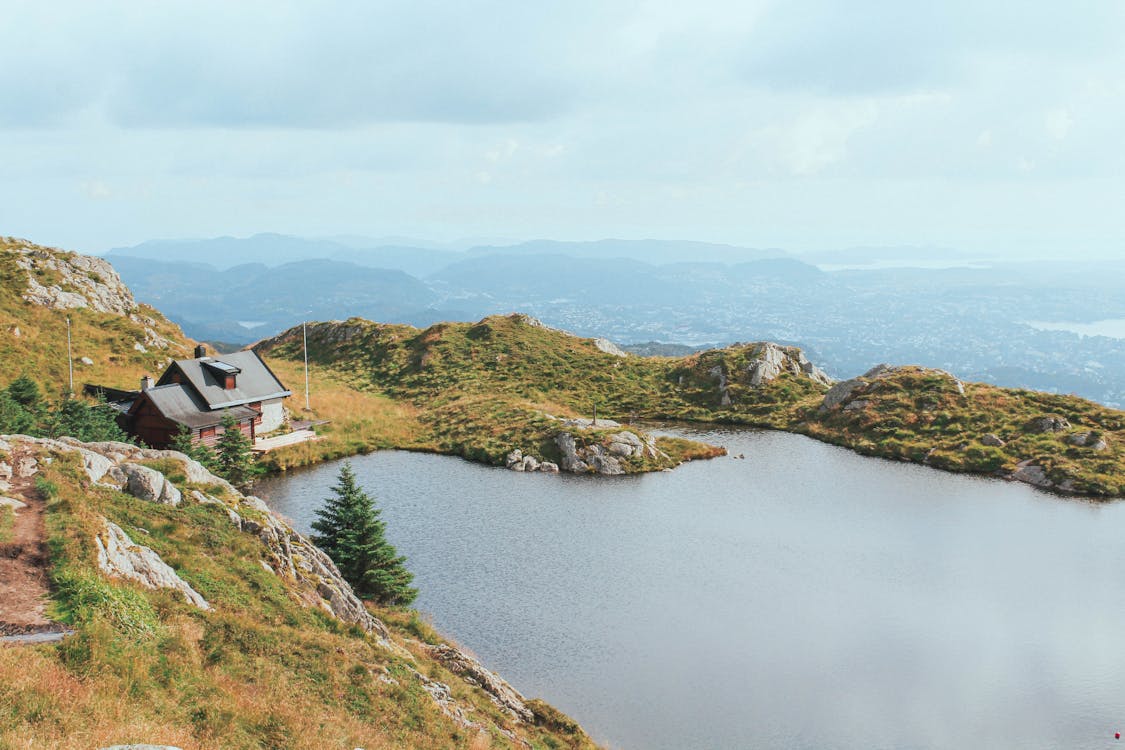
[224,374,236,390]
[200,426,216,441]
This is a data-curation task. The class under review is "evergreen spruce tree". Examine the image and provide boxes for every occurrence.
[170,423,217,470]
[215,412,260,489]
[6,375,42,410]
[0,391,33,434]
[311,463,417,605]
[48,396,130,443]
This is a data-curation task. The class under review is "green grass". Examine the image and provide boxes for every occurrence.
[258,315,1125,497]
[0,238,195,397]
[1,441,597,750]
[0,505,13,544]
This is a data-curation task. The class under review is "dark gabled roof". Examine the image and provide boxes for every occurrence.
[134,384,259,429]
[83,383,141,404]
[157,349,290,410]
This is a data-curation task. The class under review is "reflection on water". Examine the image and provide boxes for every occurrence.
[255,426,1125,750]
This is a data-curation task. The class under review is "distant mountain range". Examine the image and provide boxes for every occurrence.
[104,234,1125,407]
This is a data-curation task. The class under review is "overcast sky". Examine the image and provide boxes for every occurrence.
[2,0,1123,259]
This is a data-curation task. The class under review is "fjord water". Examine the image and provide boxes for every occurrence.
[255,426,1125,750]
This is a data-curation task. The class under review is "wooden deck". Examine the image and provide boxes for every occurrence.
[253,428,319,453]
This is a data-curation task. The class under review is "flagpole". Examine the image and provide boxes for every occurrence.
[303,321,310,411]
[66,316,74,396]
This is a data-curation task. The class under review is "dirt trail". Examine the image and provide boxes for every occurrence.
[0,447,60,638]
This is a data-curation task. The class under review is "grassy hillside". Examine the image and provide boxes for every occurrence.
[257,315,1124,497]
[0,237,194,395]
[0,438,595,750]
[800,366,1124,496]
[255,315,771,473]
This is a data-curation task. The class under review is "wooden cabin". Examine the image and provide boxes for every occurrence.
[91,345,292,449]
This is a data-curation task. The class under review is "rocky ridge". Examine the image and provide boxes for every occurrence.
[6,237,176,352]
[702,341,833,408]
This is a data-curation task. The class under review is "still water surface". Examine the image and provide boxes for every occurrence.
[255,426,1125,750]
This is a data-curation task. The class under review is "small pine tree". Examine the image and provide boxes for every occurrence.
[214,411,259,489]
[0,391,33,434]
[47,396,130,443]
[170,423,217,470]
[6,375,42,410]
[311,463,417,606]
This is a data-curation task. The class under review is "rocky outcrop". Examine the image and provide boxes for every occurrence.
[95,520,211,610]
[1027,416,1071,434]
[593,338,628,357]
[821,377,866,411]
[1067,431,1109,451]
[981,433,1006,447]
[1,435,394,647]
[553,429,668,475]
[422,642,535,723]
[820,365,965,413]
[1010,461,1052,489]
[121,463,183,506]
[6,237,175,350]
[504,449,558,473]
[744,342,833,388]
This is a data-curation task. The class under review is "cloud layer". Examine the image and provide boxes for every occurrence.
[2,0,1123,257]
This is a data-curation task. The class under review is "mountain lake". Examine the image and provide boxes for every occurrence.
[255,424,1125,750]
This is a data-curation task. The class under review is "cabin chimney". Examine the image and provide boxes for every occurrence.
[194,344,207,359]
[141,375,154,392]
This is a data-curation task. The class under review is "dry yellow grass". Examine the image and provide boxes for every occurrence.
[260,358,430,471]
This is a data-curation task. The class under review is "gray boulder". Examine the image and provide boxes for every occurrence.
[981,433,1006,447]
[1027,416,1071,433]
[1067,432,1109,451]
[1011,461,1052,489]
[121,463,182,506]
[821,378,867,411]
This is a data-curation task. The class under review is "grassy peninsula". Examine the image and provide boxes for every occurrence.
[257,315,1123,497]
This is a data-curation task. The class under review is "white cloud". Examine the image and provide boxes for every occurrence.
[757,104,879,176]
[1045,108,1074,140]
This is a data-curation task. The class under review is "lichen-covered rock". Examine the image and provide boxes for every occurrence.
[121,463,182,506]
[1027,416,1071,434]
[594,338,628,357]
[744,342,833,388]
[95,520,211,610]
[9,238,174,350]
[1067,432,1109,451]
[14,456,38,479]
[1011,461,1052,488]
[422,642,535,722]
[0,496,28,511]
[982,433,1006,447]
[821,378,866,412]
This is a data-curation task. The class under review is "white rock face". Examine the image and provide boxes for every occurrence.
[422,642,535,722]
[121,463,183,506]
[745,342,833,388]
[0,496,28,511]
[95,520,211,610]
[594,338,628,357]
[553,431,660,475]
[7,237,175,350]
